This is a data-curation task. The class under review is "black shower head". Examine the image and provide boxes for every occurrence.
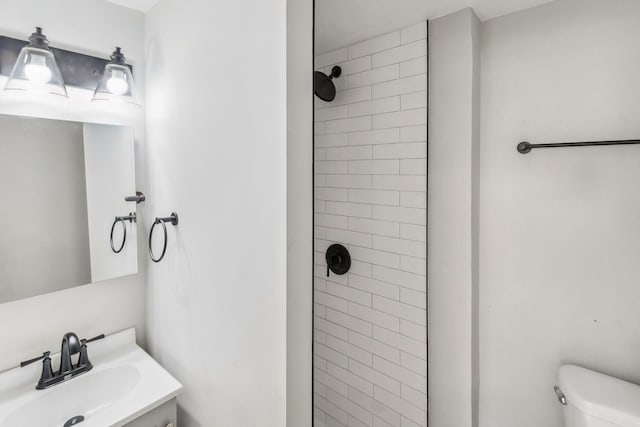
[314,66,342,102]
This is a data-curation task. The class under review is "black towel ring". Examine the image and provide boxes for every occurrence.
[149,212,179,263]
[110,213,136,254]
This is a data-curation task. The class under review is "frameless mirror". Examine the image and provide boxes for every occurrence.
[0,114,137,303]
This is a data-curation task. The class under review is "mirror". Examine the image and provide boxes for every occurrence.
[0,114,137,303]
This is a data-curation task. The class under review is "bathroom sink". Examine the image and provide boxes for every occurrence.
[0,329,181,427]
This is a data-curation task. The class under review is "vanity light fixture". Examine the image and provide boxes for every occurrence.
[92,47,140,106]
[3,27,67,97]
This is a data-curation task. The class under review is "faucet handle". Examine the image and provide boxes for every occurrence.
[77,334,106,367]
[20,351,51,368]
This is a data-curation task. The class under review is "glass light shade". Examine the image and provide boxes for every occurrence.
[92,63,140,106]
[4,46,68,97]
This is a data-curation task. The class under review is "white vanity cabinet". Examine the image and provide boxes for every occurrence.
[124,398,177,427]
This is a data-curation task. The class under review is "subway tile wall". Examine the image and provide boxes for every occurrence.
[314,21,427,427]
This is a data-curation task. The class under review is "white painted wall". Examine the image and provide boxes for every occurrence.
[0,0,146,372]
[428,8,480,427]
[144,0,287,425]
[287,0,314,424]
[480,1,640,425]
[313,22,428,427]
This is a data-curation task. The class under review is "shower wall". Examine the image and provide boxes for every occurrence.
[314,22,427,427]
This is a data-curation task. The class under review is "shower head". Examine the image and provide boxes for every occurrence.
[314,66,342,102]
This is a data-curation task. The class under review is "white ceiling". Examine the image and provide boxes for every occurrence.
[316,0,557,53]
[105,0,160,12]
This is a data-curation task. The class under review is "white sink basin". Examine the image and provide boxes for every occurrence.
[0,329,181,427]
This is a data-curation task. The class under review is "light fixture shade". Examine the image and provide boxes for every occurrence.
[92,47,140,106]
[4,28,67,97]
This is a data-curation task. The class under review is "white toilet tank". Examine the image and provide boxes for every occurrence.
[557,365,640,427]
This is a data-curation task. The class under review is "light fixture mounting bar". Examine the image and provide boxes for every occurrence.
[0,35,133,91]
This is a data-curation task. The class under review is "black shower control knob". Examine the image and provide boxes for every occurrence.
[325,244,351,277]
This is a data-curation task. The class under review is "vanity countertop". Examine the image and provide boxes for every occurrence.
[0,328,182,427]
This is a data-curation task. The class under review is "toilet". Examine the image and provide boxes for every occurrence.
[557,365,640,426]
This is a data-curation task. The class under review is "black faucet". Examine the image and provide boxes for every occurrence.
[20,332,105,389]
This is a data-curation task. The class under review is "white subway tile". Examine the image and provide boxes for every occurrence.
[326,334,373,365]
[316,213,348,229]
[349,246,400,269]
[400,352,426,376]
[400,384,427,412]
[372,265,426,292]
[400,256,426,276]
[340,56,372,75]
[349,388,401,427]
[399,57,427,78]
[372,176,426,192]
[373,143,426,159]
[315,226,327,239]
[316,161,349,174]
[316,188,348,202]
[372,235,426,258]
[349,160,399,175]
[349,97,400,118]
[372,206,426,226]
[316,343,349,369]
[317,48,348,68]
[326,175,372,189]
[373,356,426,394]
[327,362,374,396]
[350,260,372,277]
[316,394,350,425]
[322,266,348,285]
[400,91,427,110]
[372,296,426,327]
[316,105,349,122]
[326,116,372,134]
[315,368,349,397]
[347,64,399,89]
[317,133,349,148]
[399,224,426,242]
[348,302,400,332]
[315,329,327,344]
[349,274,400,300]
[315,290,349,313]
[327,308,373,337]
[326,201,372,218]
[315,299,328,317]
[349,217,400,238]
[400,160,427,175]
[327,390,373,427]
[316,316,349,341]
[400,22,427,44]
[316,122,326,135]
[349,359,401,396]
[315,355,327,371]
[348,189,399,206]
[372,75,427,99]
[372,109,426,130]
[326,282,372,307]
[333,86,372,106]
[348,31,401,59]
[315,200,327,213]
[316,149,328,161]
[374,386,426,426]
[372,40,427,68]
[314,377,340,403]
[349,128,400,146]
[399,318,426,342]
[326,228,372,248]
[349,330,401,363]
[400,126,426,142]
[326,146,373,161]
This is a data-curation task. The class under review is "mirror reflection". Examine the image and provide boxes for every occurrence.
[0,114,137,303]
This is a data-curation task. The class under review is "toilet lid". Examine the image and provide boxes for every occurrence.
[559,365,640,425]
